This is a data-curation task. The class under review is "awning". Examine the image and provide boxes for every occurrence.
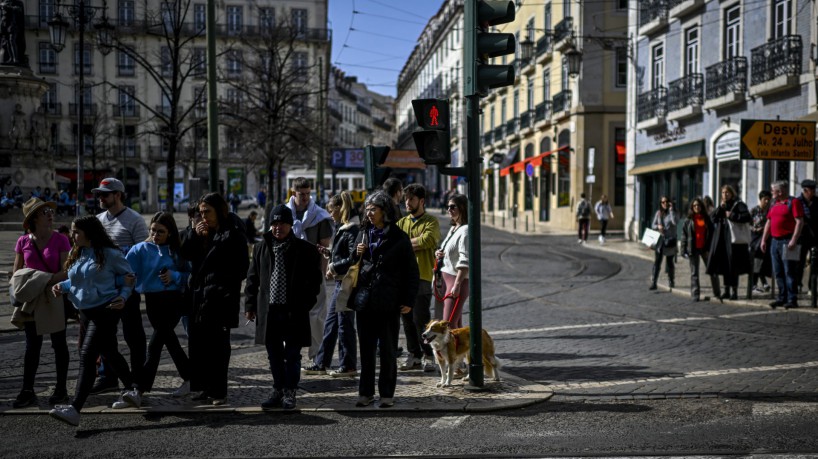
[382,150,426,170]
[498,148,519,168]
[500,146,569,175]
[629,141,706,175]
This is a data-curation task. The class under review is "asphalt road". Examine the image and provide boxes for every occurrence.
[2,220,818,457]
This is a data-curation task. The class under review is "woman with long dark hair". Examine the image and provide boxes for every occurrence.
[48,216,136,426]
[707,185,752,300]
[649,196,677,290]
[179,193,248,405]
[681,197,713,301]
[120,212,191,407]
[353,191,418,408]
[435,193,469,328]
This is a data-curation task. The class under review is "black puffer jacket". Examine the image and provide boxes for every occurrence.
[180,214,249,328]
[328,221,359,277]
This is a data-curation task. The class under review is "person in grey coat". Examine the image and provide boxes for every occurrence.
[244,205,322,410]
[650,196,678,290]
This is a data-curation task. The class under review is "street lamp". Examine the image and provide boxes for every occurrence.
[565,48,582,78]
[48,0,112,216]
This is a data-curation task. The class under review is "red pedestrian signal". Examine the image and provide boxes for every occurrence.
[411,98,451,165]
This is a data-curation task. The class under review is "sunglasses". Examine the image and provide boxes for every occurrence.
[447,204,458,210]
[41,208,54,216]
[97,192,111,198]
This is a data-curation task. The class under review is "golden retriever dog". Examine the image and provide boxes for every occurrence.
[421,319,501,387]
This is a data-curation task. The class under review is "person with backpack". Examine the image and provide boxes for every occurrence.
[576,193,591,244]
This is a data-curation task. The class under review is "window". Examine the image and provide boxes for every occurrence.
[160,47,171,77]
[226,128,241,152]
[39,0,56,27]
[161,2,175,33]
[226,50,242,77]
[617,0,628,10]
[194,4,205,32]
[260,7,275,32]
[41,83,58,114]
[684,27,699,76]
[160,92,172,116]
[193,85,206,112]
[292,8,307,35]
[192,47,205,77]
[561,56,569,89]
[73,124,94,155]
[651,43,664,89]
[526,18,535,42]
[119,125,137,157]
[226,88,242,110]
[513,89,519,119]
[118,0,134,26]
[489,106,495,130]
[498,175,507,210]
[526,78,534,111]
[73,44,92,75]
[544,3,551,30]
[39,42,56,74]
[608,47,625,88]
[500,97,506,123]
[227,6,243,35]
[118,49,135,76]
[542,67,551,102]
[118,86,136,116]
[724,5,740,59]
[293,51,308,79]
[614,127,626,206]
[563,0,570,18]
[74,84,92,108]
[557,149,570,207]
[772,0,791,38]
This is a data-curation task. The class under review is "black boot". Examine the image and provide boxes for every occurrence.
[720,286,732,300]
[649,265,659,290]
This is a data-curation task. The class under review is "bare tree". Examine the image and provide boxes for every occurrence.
[220,18,328,210]
[104,0,207,211]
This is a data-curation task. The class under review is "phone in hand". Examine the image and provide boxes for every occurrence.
[159,267,168,275]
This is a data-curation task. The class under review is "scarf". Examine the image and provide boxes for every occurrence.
[286,196,332,241]
[268,236,291,305]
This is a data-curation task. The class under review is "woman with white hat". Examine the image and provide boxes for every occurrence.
[11,198,71,408]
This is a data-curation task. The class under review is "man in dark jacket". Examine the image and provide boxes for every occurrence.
[795,179,818,292]
[245,205,322,410]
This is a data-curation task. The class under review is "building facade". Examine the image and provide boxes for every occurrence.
[21,0,329,211]
[626,0,818,239]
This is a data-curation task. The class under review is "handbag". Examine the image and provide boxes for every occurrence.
[334,257,361,313]
[727,220,751,244]
[641,228,661,249]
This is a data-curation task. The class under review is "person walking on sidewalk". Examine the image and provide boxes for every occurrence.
[707,185,752,300]
[594,195,613,245]
[681,197,713,302]
[122,212,192,407]
[750,190,773,294]
[761,180,805,309]
[91,177,148,395]
[435,193,469,328]
[794,179,818,293]
[576,193,591,244]
[48,216,137,427]
[179,193,249,405]
[10,198,71,408]
[305,192,359,378]
[397,184,440,373]
[649,196,677,290]
[245,205,323,410]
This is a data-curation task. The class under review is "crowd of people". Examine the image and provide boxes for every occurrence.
[1,183,77,215]
[652,179,817,308]
[9,175,471,426]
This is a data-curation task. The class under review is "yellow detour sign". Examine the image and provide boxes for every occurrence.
[740,119,816,161]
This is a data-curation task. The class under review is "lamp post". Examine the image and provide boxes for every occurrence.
[48,0,112,216]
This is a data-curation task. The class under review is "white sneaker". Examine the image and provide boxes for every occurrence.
[577,239,583,244]
[172,380,191,398]
[122,389,142,408]
[49,405,80,426]
[111,393,130,409]
[421,357,436,373]
[398,356,421,371]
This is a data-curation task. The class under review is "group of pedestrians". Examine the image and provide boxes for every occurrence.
[651,179,817,309]
[575,194,614,245]
[11,174,473,425]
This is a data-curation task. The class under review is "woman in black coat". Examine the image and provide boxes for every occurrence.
[244,204,322,410]
[352,191,419,408]
[681,197,714,301]
[179,193,249,405]
[706,185,752,300]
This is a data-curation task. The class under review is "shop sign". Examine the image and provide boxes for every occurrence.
[740,119,816,161]
[653,126,686,144]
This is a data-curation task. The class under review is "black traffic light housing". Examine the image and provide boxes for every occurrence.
[411,98,451,165]
[363,145,391,191]
[468,0,516,97]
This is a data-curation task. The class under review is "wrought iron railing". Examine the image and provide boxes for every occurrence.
[705,57,747,100]
[536,35,551,56]
[639,0,668,27]
[112,105,140,118]
[637,87,667,122]
[493,126,504,142]
[552,90,571,113]
[505,118,518,136]
[553,17,573,43]
[667,73,703,112]
[534,101,551,122]
[42,103,62,116]
[69,103,97,116]
[520,110,532,129]
[750,35,802,86]
[482,132,493,148]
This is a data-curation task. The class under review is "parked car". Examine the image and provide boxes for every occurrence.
[238,194,258,209]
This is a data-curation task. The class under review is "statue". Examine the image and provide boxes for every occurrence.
[0,0,27,66]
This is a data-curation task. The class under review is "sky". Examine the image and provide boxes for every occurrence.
[328,0,445,98]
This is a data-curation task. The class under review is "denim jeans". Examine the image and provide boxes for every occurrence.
[141,291,189,392]
[314,281,357,370]
[770,237,798,303]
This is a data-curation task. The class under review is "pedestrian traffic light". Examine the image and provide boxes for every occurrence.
[411,98,451,165]
[466,0,516,97]
[363,145,391,191]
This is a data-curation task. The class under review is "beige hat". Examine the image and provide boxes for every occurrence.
[22,197,57,230]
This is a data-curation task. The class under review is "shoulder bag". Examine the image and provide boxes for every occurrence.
[334,255,361,313]
[727,202,752,245]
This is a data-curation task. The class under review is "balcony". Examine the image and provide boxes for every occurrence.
[68,103,97,117]
[482,131,493,148]
[552,90,572,117]
[505,118,518,138]
[116,145,141,158]
[666,0,704,19]
[148,146,168,160]
[703,57,747,110]
[639,0,668,36]
[636,87,667,130]
[667,73,703,121]
[41,103,61,116]
[553,17,574,52]
[534,101,551,125]
[492,126,504,145]
[750,35,802,97]
[112,104,141,118]
[519,110,532,132]
[535,35,552,64]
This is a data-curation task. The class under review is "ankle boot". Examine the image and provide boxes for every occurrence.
[720,286,732,299]
[649,265,659,290]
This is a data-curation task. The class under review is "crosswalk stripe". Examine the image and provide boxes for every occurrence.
[430,415,469,429]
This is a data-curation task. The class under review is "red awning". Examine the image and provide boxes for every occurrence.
[500,146,570,175]
[499,166,511,177]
